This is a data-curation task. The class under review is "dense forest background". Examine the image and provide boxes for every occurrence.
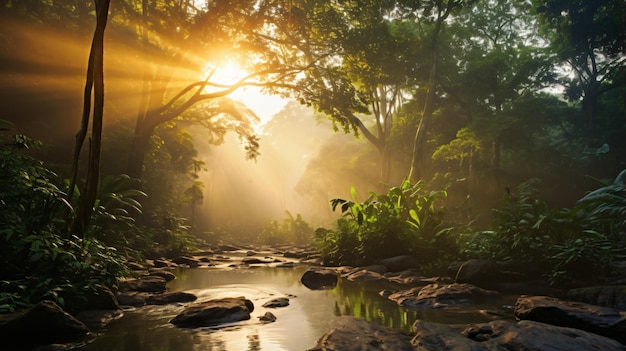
[0,0,624,310]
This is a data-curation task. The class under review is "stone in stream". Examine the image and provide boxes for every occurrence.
[259,312,277,323]
[118,275,167,293]
[170,296,254,328]
[514,295,626,344]
[301,267,338,290]
[0,300,90,344]
[567,285,626,310]
[387,283,499,308]
[378,255,417,272]
[262,297,290,308]
[146,291,197,305]
[307,316,414,351]
[307,316,626,351]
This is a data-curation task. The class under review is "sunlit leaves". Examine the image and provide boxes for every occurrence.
[324,181,453,263]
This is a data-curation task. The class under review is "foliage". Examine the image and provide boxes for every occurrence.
[87,174,148,251]
[257,211,314,246]
[0,147,128,312]
[317,181,455,265]
[142,212,197,257]
[461,171,626,285]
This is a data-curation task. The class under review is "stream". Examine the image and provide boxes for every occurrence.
[79,262,517,350]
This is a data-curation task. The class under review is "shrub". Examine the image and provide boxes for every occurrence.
[318,181,455,265]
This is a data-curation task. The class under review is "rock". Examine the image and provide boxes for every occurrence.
[62,285,120,314]
[454,259,533,291]
[118,276,167,293]
[262,297,290,308]
[0,300,89,344]
[301,268,338,290]
[74,309,124,330]
[567,285,626,310]
[388,287,422,307]
[307,316,414,351]
[241,257,272,265]
[361,264,387,274]
[515,295,626,344]
[411,319,626,351]
[115,291,152,306]
[284,250,310,259]
[170,296,254,328]
[127,261,145,271]
[147,269,176,282]
[172,255,200,267]
[378,255,417,272]
[454,259,503,285]
[388,283,499,308]
[259,312,277,323]
[152,259,171,268]
[343,269,384,282]
[146,292,197,305]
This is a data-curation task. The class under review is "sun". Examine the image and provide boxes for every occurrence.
[204,60,288,133]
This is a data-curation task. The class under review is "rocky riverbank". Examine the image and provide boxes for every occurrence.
[1,246,625,350]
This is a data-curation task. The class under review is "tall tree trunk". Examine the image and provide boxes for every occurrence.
[127,120,157,179]
[72,0,111,237]
[408,10,445,183]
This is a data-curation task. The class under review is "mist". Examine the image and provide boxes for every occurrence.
[192,101,380,234]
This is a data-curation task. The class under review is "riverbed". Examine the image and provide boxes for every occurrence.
[79,262,516,350]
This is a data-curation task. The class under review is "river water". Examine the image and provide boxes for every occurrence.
[79,264,515,351]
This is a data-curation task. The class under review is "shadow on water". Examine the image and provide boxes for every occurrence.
[79,265,516,350]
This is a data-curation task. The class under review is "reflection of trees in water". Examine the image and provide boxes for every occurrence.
[332,278,419,331]
[192,332,227,351]
[247,332,261,351]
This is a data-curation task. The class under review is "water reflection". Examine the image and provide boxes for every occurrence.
[80,265,514,350]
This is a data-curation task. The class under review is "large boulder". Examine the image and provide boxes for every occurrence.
[378,255,417,272]
[567,285,626,310]
[515,295,626,344]
[411,319,626,351]
[307,316,414,351]
[0,300,89,344]
[301,268,338,290]
[62,284,120,314]
[170,296,254,328]
[387,283,499,308]
[454,259,503,285]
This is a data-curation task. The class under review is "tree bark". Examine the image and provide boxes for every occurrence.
[72,0,110,237]
[408,2,451,183]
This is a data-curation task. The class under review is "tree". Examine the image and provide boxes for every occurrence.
[408,0,469,183]
[111,0,308,179]
[431,0,555,203]
[535,0,626,133]
[69,0,111,237]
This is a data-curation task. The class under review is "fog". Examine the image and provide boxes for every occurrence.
[192,101,379,233]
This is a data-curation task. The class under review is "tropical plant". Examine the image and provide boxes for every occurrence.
[461,172,626,285]
[321,181,454,265]
[0,144,129,312]
[88,174,147,248]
